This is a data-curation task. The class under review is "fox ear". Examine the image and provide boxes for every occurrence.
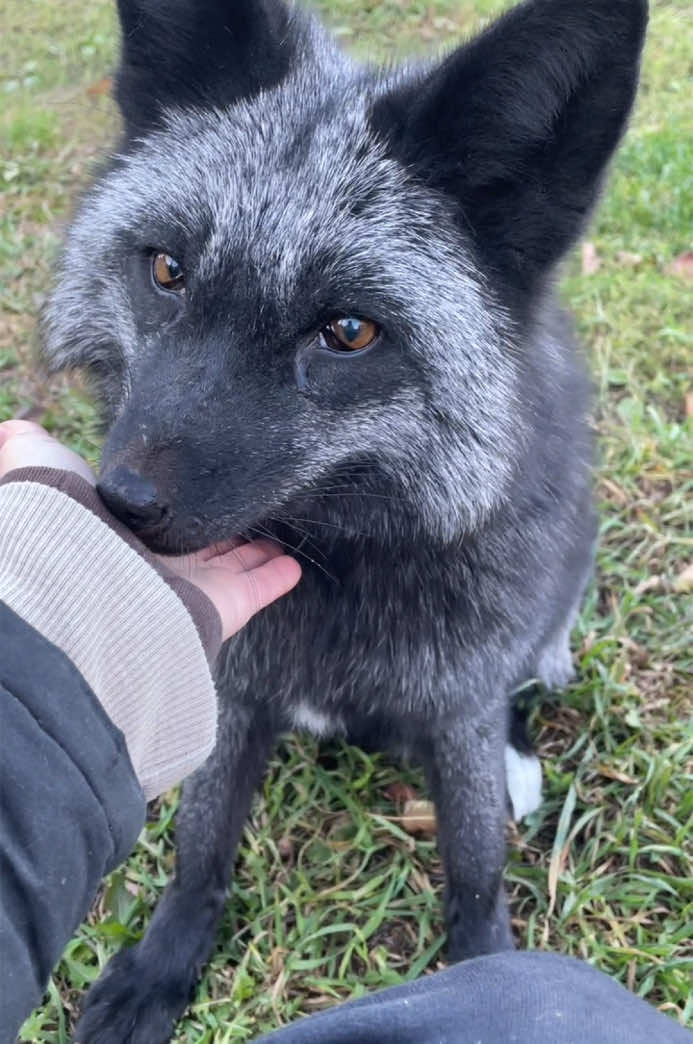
[372,0,647,289]
[114,0,296,136]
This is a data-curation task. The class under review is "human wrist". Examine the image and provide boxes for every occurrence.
[0,472,219,799]
[0,467,222,662]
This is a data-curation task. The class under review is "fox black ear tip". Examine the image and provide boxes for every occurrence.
[534,0,649,34]
[603,0,649,36]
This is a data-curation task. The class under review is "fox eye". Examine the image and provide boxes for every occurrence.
[152,252,185,294]
[320,317,379,353]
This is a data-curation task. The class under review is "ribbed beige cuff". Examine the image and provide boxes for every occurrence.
[0,466,222,664]
[0,480,217,800]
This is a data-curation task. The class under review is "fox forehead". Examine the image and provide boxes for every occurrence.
[108,70,445,294]
[195,102,411,287]
[88,63,500,362]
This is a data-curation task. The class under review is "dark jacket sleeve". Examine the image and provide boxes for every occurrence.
[0,601,145,1042]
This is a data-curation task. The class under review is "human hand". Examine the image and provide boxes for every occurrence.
[159,541,301,642]
[0,419,301,641]
[0,419,96,484]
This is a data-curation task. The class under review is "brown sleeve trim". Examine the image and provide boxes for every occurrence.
[0,467,222,665]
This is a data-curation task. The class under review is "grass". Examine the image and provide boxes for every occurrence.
[2,0,691,1040]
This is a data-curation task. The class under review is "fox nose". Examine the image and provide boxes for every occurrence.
[97,466,167,532]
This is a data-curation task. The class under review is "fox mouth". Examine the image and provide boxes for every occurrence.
[135,517,236,556]
[133,510,281,558]
[131,518,181,555]
[139,512,335,585]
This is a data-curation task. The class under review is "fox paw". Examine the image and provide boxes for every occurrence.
[74,945,193,1044]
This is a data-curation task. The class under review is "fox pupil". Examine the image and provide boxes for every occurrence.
[341,318,361,341]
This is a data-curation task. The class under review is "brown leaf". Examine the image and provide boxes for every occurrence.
[87,76,112,96]
[600,477,628,506]
[665,251,693,281]
[578,630,596,655]
[634,575,664,597]
[409,868,434,893]
[597,764,637,785]
[384,782,419,806]
[673,562,693,593]
[581,241,601,275]
[269,947,286,979]
[399,799,437,836]
[621,637,649,668]
[277,836,294,861]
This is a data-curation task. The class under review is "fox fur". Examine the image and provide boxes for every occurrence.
[42,0,647,1039]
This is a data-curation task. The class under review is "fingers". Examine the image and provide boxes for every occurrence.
[213,554,301,641]
[0,419,46,447]
[227,539,285,571]
[169,539,284,576]
[241,555,302,619]
[195,536,246,562]
[0,419,96,484]
[165,538,302,642]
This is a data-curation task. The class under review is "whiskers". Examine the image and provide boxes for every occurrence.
[248,460,411,583]
[249,520,340,586]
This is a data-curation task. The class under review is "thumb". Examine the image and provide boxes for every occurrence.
[167,546,302,642]
[227,554,303,636]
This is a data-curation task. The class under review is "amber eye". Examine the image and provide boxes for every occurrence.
[152,252,185,293]
[321,316,379,353]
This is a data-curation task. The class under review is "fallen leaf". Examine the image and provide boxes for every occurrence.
[665,251,693,281]
[581,241,601,275]
[597,764,637,785]
[615,250,643,268]
[673,563,693,593]
[409,868,433,893]
[621,637,649,668]
[399,799,437,836]
[277,836,294,861]
[270,956,287,1019]
[269,947,286,979]
[578,630,596,655]
[87,76,112,96]
[384,782,419,806]
[685,391,693,419]
[600,477,628,505]
[634,575,664,597]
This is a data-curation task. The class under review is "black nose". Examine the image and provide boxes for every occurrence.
[97,466,167,532]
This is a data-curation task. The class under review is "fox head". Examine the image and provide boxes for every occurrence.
[44,0,646,552]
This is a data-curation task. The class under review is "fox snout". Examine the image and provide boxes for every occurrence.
[97,465,169,536]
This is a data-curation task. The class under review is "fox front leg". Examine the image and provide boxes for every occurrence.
[424,713,513,961]
[75,697,277,1044]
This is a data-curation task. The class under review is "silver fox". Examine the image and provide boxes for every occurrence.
[43,0,647,1040]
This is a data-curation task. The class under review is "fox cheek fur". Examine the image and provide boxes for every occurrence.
[43,0,647,1040]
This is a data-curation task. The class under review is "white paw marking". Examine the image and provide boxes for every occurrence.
[504,744,542,820]
[291,702,338,737]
